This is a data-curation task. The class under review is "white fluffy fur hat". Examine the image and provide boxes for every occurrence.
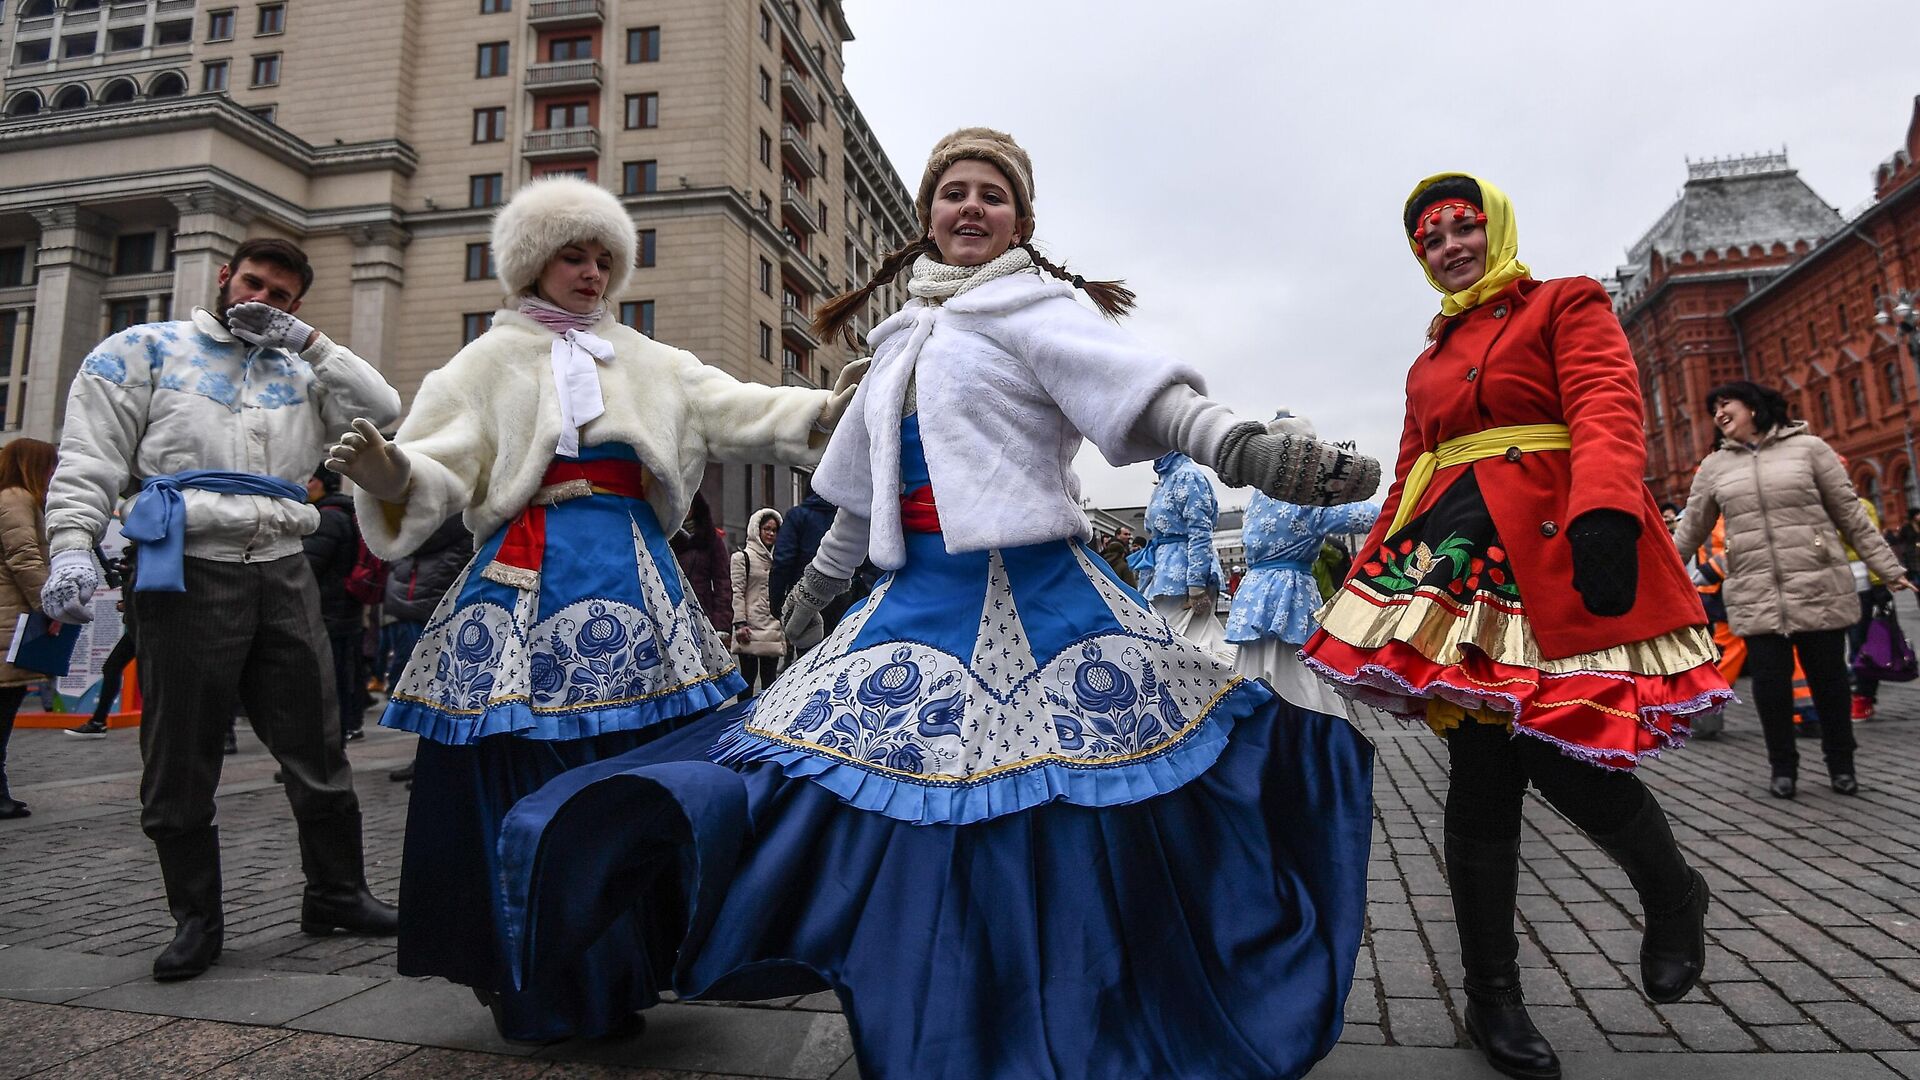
[490,177,637,300]
[1266,410,1316,440]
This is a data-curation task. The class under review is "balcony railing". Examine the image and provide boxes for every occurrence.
[529,0,603,26]
[781,180,819,235]
[781,360,818,389]
[525,60,601,90]
[523,127,600,158]
[780,66,817,124]
[781,306,821,350]
[780,123,817,178]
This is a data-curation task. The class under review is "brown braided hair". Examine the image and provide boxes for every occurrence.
[813,237,1135,341]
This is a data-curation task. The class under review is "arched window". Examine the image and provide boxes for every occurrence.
[146,71,187,98]
[20,0,56,17]
[50,84,89,111]
[1818,391,1835,431]
[1886,361,1906,406]
[99,78,138,105]
[3,91,43,117]
[1850,377,1868,418]
[1859,470,1880,508]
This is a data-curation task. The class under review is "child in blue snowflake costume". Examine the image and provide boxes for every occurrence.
[1226,413,1382,717]
[496,131,1382,1079]
[1142,450,1236,658]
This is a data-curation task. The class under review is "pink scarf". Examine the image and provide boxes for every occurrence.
[517,294,605,335]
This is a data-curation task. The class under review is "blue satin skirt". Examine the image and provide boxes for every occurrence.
[498,690,1375,1078]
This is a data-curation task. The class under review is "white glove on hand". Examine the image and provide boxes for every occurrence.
[816,357,871,432]
[326,418,412,501]
[41,548,103,624]
[1185,587,1213,613]
[226,302,317,352]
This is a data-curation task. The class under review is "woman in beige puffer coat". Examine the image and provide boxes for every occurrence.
[0,437,56,820]
[1672,382,1912,800]
[730,508,784,694]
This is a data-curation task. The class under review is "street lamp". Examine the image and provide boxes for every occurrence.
[1876,288,1920,522]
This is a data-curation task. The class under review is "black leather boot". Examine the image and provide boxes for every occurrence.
[1589,790,1708,1004]
[297,811,399,936]
[1446,832,1561,1080]
[152,828,223,981]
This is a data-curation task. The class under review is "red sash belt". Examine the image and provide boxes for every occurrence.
[483,458,650,590]
[901,484,942,534]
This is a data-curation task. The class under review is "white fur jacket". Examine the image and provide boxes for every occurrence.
[811,271,1211,570]
[358,308,830,559]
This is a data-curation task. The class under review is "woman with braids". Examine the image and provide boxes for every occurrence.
[496,128,1381,1079]
[1302,174,1733,1080]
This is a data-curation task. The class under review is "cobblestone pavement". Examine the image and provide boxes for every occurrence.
[3,598,1920,1077]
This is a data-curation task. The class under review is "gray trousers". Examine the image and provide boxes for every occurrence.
[136,554,360,841]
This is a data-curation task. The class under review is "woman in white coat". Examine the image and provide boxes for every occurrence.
[729,507,784,692]
[325,177,859,1041]
[498,130,1380,1078]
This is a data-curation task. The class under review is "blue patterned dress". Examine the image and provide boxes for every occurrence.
[493,418,1376,1079]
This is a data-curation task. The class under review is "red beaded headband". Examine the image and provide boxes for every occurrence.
[1411,199,1488,243]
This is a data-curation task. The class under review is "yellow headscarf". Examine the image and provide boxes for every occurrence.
[1406,172,1531,317]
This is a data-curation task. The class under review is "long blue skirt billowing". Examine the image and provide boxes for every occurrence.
[499,689,1373,1079]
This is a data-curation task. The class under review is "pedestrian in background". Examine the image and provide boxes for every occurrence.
[379,513,471,785]
[1098,526,1138,588]
[304,468,366,743]
[67,547,136,739]
[1142,450,1231,656]
[670,493,732,640]
[1672,381,1913,798]
[731,508,784,690]
[0,437,55,820]
[1841,490,1891,721]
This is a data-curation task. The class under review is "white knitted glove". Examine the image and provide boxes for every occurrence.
[225,302,317,352]
[326,418,412,501]
[41,548,102,624]
[817,358,871,432]
[1216,421,1381,505]
[781,565,851,651]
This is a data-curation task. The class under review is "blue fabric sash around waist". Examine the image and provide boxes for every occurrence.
[121,469,308,592]
[1247,557,1315,573]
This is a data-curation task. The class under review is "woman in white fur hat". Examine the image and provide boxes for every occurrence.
[495,130,1382,1078]
[324,176,860,1040]
[1226,412,1382,716]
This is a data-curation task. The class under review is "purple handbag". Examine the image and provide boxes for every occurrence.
[1854,600,1919,683]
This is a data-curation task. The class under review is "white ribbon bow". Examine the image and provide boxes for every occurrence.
[550,328,614,458]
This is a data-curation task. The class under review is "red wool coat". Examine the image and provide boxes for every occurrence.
[1355,276,1705,660]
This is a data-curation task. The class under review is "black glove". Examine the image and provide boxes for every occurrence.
[1567,509,1640,617]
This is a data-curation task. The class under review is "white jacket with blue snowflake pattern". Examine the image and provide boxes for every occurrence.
[45,307,401,562]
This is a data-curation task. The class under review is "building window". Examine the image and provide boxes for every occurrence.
[622,160,657,195]
[1818,390,1834,430]
[759,6,771,43]
[1850,377,1867,418]
[479,0,510,11]
[464,243,492,281]
[203,60,229,92]
[758,256,772,295]
[0,248,26,288]
[548,36,592,61]
[107,27,145,51]
[257,3,285,35]
[469,173,504,208]
[62,34,97,59]
[250,54,280,86]
[544,100,588,129]
[758,322,772,361]
[15,40,51,65]
[635,229,656,268]
[108,299,147,334]
[758,67,771,106]
[247,103,276,124]
[476,41,509,78]
[620,300,655,336]
[156,20,191,45]
[627,26,660,63]
[208,8,235,40]
[1885,361,1904,405]
[473,106,505,142]
[624,92,658,129]
[782,345,805,375]
[113,233,156,276]
[462,313,489,345]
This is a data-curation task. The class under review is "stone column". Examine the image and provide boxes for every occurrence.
[167,189,253,314]
[347,222,410,374]
[23,205,114,440]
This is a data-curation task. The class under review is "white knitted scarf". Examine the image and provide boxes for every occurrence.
[907,247,1034,302]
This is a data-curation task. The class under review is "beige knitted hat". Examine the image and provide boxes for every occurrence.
[914,127,1035,234]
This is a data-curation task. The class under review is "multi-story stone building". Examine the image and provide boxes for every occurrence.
[0,0,915,535]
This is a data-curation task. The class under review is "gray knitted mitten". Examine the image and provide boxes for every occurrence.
[1215,421,1382,505]
[781,565,852,649]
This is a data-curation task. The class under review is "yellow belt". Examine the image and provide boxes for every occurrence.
[1387,423,1571,535]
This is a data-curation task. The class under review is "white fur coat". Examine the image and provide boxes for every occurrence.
[358,309,829,559]
[812,271,1204,570]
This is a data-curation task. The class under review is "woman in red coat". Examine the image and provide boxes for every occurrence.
[1303,174,1732,1080]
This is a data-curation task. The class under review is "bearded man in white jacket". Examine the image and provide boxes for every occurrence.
[39,237,403,983]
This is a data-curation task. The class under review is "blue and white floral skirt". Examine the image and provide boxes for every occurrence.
[492,530,1379,1076]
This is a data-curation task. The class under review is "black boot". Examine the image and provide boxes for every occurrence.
[297,811,399,936]
[1589,790,1708,1004]
[152,828,223,981]
[1446,832,1561,1080]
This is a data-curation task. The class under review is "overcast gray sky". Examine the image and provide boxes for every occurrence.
[837,1,1911,513]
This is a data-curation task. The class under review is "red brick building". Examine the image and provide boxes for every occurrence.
[1615,96,1920,528]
